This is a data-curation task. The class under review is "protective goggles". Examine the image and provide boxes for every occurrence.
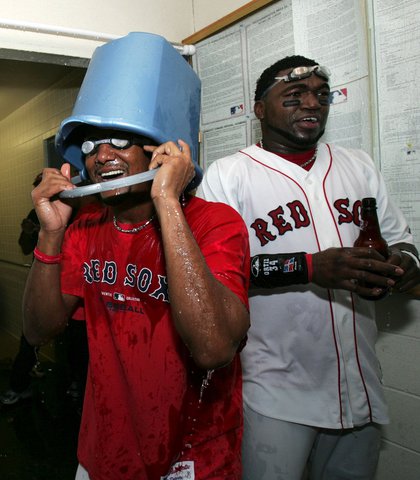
[275,65,330,83]
[81,137,145,156]
[260,65,331,98]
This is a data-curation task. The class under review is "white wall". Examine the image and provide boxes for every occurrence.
[0,0,195,59]
[0,0,253,60]
[374,295,420,480]
[192,0,251,31]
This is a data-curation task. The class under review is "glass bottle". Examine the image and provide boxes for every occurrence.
[354,197,389,300]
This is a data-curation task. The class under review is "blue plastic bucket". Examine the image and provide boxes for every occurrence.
[55,31,202,189]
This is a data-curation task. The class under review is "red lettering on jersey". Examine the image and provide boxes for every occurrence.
[334,198,363,226]
[334,198,353,225]
[353,200,362,226]
[268,206,293,236]
[287,200,310,229]
[250,198,363,246]
[250,218,276,246]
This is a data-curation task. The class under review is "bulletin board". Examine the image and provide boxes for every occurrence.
[184,0,420,249]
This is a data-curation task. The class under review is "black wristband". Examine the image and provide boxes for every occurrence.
[250,252,309,288]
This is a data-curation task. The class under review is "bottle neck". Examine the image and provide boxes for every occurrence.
[356,204,388,258]
[360,208,381,231]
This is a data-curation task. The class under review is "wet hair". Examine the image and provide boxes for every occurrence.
[254,55,319,101]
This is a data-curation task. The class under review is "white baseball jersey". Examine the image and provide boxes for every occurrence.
[197,143,413,429]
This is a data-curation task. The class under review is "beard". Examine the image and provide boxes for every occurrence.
[266,122,326,150]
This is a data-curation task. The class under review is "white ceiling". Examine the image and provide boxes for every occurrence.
[0,58,85,121]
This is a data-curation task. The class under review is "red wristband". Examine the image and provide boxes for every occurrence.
[305,253,313,282]
[33,247,62,264]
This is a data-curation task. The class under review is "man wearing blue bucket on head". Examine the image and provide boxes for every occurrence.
[23,32,250,480]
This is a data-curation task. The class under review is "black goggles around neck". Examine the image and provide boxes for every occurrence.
[81,137,147,156]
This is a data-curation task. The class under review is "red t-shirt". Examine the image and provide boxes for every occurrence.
[60,195,250,480]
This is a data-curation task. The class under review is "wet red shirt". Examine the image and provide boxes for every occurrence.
[60,196,250,479]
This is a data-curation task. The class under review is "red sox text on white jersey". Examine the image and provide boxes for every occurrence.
[252,198,363,246]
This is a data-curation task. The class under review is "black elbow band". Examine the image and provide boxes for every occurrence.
[250,252,309,288]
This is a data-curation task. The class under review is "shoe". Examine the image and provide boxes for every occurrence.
[0,387,33,405]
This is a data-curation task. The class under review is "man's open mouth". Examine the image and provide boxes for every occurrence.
[99,169,125,181]
[299,116,319,124]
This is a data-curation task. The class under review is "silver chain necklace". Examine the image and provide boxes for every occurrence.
[300,147,318,168]
[113,214,156,234]
[260,139,318,168]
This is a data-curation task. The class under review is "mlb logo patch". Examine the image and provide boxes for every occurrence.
[230,104,244,115]
[113,292,126,302]
[161,461,194,479]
